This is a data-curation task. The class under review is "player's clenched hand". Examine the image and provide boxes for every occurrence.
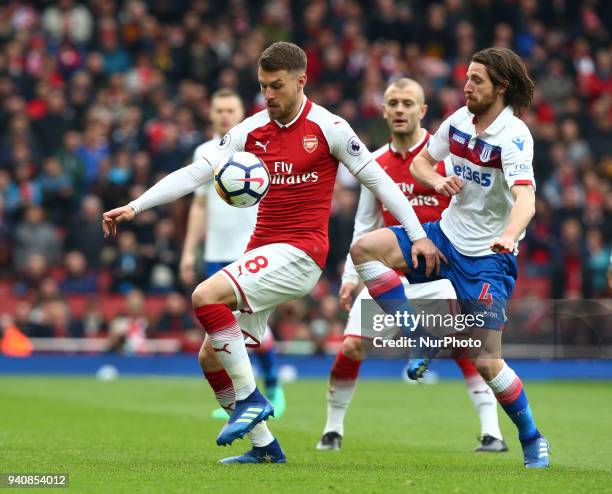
[339,282,357,311]
[102,205,136,239]
[411,238,448,277]
[180,253,196,286]
[433,175,463,197]
[490,235,515,254]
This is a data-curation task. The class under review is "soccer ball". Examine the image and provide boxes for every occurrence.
[214,151,271,208]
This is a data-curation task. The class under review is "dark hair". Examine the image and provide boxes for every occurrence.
[258,42,307,73]
[472,47,534,114]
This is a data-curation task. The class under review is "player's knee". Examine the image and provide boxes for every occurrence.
[191,284,220,308]
[473,357,502,381]
[350,235,377,265]
[342,337,365,361]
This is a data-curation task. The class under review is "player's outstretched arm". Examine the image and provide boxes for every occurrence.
[411,148,463,196]
[102,159,214,239]
[490,184,536,253]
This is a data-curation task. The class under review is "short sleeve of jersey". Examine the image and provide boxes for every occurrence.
[427,116,452,162]
[328,119,375,175]
[501,131,536,190]
[443,156,454,177]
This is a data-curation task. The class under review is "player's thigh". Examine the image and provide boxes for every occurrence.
[453,255,517,331]
[220,243,322,313]
[192,271,238,309]
[386,222,454,282]
[350,227,409,270]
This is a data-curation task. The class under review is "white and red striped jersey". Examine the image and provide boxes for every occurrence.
[427,105,535,256]
[377,131,451,226]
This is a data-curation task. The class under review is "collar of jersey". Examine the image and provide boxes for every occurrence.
[273,97,308,129]
[470,105,514,136]
[389,129,430,157]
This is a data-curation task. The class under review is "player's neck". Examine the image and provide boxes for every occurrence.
[277,93,305,125]
[391,128,424,156]
[473,99,505,134]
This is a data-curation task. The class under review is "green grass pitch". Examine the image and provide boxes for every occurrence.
[1,376,611,493]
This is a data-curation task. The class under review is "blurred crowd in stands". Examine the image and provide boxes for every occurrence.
[0,0,610,351]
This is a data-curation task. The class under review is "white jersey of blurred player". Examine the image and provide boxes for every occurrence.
[193,137,257,263]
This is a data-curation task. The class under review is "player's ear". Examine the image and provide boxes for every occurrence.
[496,81,509,97]
[296,72,307,91]
[419,104,428,120]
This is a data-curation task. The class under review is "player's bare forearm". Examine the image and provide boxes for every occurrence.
[491,185,535,253]
[410,150,441,189]
[411,149,463,196]
[504,185,536,241]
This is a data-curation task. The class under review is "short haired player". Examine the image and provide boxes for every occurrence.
[102,42,444,464]
[179,89,286,421]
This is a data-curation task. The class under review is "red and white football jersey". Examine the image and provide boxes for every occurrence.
[342,130,452,284]
[376,131,451,226]
[206,98,375,268]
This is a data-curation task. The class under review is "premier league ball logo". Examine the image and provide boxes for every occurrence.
[347,136,362,156]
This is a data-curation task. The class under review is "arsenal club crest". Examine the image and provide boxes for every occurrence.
[303,135,318,153]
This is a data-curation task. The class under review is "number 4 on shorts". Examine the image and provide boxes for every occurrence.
[478,283,493,306]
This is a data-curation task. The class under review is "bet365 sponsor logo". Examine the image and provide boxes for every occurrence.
[454,164,492,187]
[271,161,319,185]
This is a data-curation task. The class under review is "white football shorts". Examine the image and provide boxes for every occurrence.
[220,243,322,346]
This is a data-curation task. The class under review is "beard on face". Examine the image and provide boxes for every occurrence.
[466,91,497,116]
[269,94,298,122]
